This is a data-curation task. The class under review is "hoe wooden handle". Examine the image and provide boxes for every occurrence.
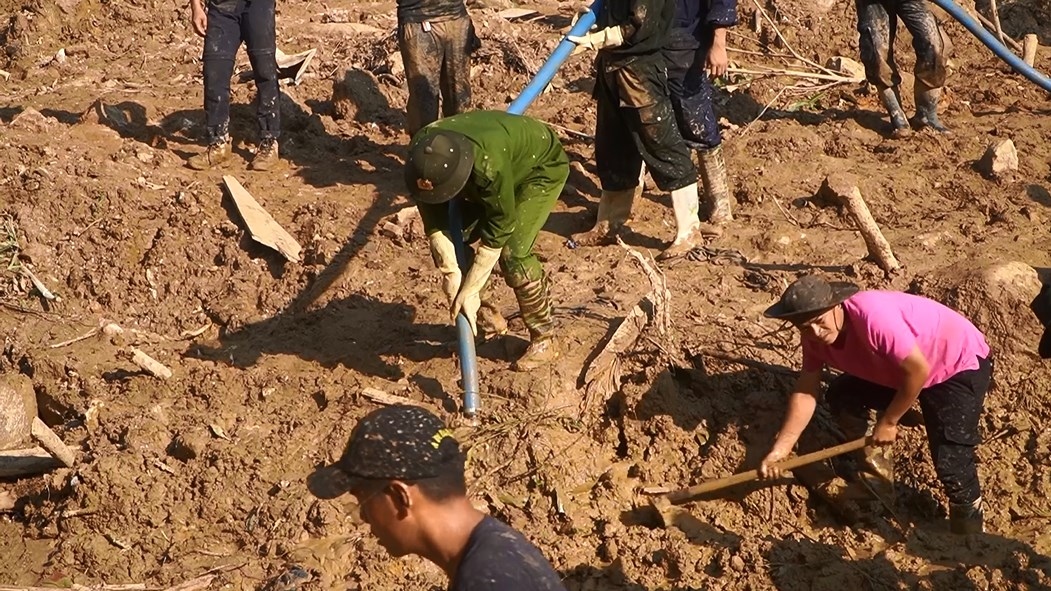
[664,437,869,506]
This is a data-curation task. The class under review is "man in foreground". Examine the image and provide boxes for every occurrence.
[308,405,568,591]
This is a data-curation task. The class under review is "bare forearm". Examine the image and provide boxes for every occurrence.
[884,347,930,425]
[771,392,817,453]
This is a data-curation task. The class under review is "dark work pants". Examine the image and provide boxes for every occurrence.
[203,0,280,142]
[593,53,696,193]
[663,45,721,151]
[399,15,477,137]
[825,356,992,507]
[855,0,947,91]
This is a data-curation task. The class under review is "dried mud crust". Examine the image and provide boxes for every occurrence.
[1,0,1051,589]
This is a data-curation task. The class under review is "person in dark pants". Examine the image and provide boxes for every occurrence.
[308,405,569,591]
[856,0,949,136]
[759,275,992,535]
[397,0,479,136]
[661,0,737,252]
[568,0,705,260]
[188,0,280,171]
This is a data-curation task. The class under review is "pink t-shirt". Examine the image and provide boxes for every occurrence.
[801,291,990,389]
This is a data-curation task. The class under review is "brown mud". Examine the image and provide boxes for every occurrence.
[1,0,1051,589]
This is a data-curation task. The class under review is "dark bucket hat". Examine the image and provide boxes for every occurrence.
[404,131,474,205]
[764,275,860,320]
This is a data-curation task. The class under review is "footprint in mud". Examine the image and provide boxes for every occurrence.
[260,566,312,591]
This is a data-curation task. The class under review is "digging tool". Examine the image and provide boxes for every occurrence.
[648,436,869,527]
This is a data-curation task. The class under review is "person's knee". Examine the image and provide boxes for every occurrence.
[501,257,544,289]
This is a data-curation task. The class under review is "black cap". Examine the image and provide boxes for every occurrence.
[307,405,463,499]
[1030,283,1051,359]
[404,130,474,205]
[764,275,860,320]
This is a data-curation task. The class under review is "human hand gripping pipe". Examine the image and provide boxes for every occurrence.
[450,0,603,417]
[931,0,1051,93]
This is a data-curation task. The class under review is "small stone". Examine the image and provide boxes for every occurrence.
[978,139,1018,178]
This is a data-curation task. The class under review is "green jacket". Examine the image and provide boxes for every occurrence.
[414,111,568,249]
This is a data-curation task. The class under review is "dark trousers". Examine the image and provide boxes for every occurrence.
[399,15,477,136]
[663,46,721,151]
[593,53,697,193]
[203,0,280,142]
[856,0,947,91]
[826,356,992,506]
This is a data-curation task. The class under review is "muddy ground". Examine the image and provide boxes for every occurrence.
[1,0,1051,589]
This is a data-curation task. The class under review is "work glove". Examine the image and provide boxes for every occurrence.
[428,232,462,305]
[451,245,502,335]
[567,25,625,52]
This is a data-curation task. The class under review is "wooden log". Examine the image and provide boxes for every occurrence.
[30,417,75,467]
[1023,34,1038,67]
[820,175,901,273]
[0,447,63,478]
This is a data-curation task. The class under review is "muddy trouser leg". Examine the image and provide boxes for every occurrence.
[203,0,244,143]
[918,356,991,533]
[594,57,644,193]
[399,21,443,137]
[502,155,567,333]
[436,16,473,118]
[856,0,908,132]
[242,0,279,139]
[825,374,897,485]
[615,58,697,193]
[898,0,948,131]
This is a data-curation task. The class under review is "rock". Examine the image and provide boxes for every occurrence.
[167,429,208,461]
[8,108,54,133]
[978,139,1018,178]
[331,68,389,122]
[825,56,865,80]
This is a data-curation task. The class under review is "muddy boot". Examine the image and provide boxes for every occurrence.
[878,87,911,139]
[949,498,984,534]
[657,182,703,261]
[698,146,733,225]
[573,188,635,247]
[249,137,280,171]
[477,299,508,339]
[912,85,949,133]
[511,277,558,372]
[188,136,232,170]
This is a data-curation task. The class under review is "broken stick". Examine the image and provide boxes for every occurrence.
[1023,34,1038,67]
[129,347,173,379]
[30,417,75,467]
[820,175,901,273]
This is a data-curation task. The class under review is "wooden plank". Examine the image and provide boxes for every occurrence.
[0,447,63,478]
[221,176,302,262]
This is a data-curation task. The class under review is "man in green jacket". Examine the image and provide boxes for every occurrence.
[405,110,569,371]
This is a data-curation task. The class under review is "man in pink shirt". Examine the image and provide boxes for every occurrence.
[758,275,992,534]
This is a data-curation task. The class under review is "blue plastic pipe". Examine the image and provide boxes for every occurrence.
[451,0,604,417]
[931,0,1051,93]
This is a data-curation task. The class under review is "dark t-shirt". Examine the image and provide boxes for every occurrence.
[449,516,568,591]
[398,0,467,23]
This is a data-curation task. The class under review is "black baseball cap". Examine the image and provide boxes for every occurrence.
[307,405,464,499]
